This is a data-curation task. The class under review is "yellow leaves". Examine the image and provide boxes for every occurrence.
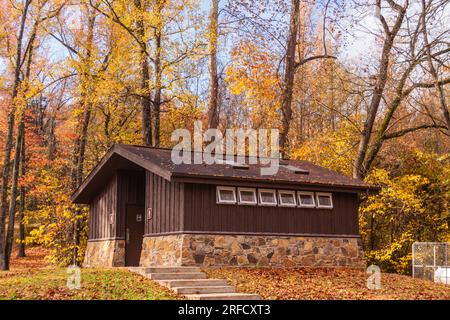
[362,169,429,220]
[11,77,44,120]
[225,41,281,127]
[226,41,279,100]
[291,119,359,176]
[160,101,203,146]
[360,151,449,274]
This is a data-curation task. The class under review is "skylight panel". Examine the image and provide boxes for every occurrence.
[282,165,309,174]
[215,158,249,169]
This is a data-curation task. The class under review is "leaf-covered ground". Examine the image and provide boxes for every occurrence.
[4,247,450,300]
[204,267,450,300]
[1,247,178,300]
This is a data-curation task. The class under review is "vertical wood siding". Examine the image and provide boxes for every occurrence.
[145,171,184,235]
[183,183,359,235]
[89,171,359,239]
[88,170,145,240]
[88,175,117,239]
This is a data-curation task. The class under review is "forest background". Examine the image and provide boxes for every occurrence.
[0,0,448,274]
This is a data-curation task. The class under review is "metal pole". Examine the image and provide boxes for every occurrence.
[446,243,448,267]
[433,244,437,281]
[446,243,448,284]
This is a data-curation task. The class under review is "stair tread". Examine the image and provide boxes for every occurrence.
[150,272,207,280]
[174,285,236,294]
[150,272,205,275]
[161,278,229,288]
[164,278,226,282]
[145,267,201,272]
[175,286,235,289]
[186,293,261,300]
[128,267,259,299]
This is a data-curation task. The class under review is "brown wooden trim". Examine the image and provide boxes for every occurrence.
[172,174,377,193]
[88,237,125,242]
[71,145,172,203]
[115,146,172,181]
[143,231,361,238]
[71,146,116,202]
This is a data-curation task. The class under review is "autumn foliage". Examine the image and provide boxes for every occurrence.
[0,0,448,274]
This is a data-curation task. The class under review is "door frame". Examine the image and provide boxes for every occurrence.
[124,204,145,266]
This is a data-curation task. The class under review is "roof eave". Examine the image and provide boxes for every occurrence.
[71,144,173,204]
[70,145,118,203]
[171,172,379,193]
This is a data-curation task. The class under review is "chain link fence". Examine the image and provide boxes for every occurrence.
[412,242,450,284]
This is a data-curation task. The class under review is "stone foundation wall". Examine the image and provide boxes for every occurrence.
[140,235,183,266]
[83,239,125,267]
[140,234,365,268]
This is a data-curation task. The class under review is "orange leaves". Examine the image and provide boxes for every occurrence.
[225,41,281,127]
[227,41,280,98]
[205,267,450,300]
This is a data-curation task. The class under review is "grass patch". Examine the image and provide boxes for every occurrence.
[1,247,178,300]
[0,268,179,300]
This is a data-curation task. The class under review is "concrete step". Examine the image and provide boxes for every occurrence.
[174,286,236,295]
[127,267,147,276]
[145,267,202,274]
[128,267,261,300]
[186,293,262,300]
[162,279,229,288]
[149,272,207,280]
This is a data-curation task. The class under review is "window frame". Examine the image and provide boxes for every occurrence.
[237,187,258,205]
[258,188,278,206]
[316,192,333,209]
[216,186,237,204]
[297,191,316,208]
[278,190,297,207]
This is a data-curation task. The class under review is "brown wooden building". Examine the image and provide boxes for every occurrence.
[72,144,375,268]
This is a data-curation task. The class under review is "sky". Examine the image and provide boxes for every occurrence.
[3,0,449,90]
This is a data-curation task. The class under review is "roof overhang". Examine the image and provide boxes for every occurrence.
[71,145,172,204]
[71,144,379,204]
[171,173,380,193]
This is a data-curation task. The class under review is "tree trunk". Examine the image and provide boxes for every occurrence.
[279,0,300,153]
[353,43,394,179]
[421,0,450,134]
[153,1,164,147]
[0,0,31,271]
[134,0,153,146]
[207,0,219,129]
[369,214,375,251]
[72,105,91,265]
[4,122,25,269]
[72,7,96,266]
[46,116,56,160]
[362,61,418,176]
[17,125,26,258]
[353,3,406,179]
[5,6,40,264]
